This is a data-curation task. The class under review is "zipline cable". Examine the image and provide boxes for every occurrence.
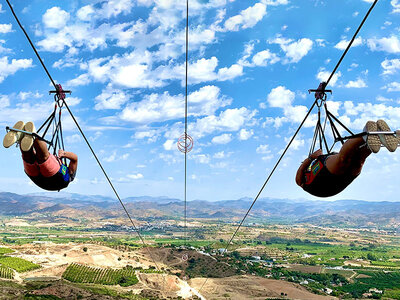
[5,0,161,271]
[326,0,378,86]
[184,0,189,246]
[199,0,379,292]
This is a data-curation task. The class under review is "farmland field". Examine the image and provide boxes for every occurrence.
[0,256,40,272]
[0,265,13,279]
[62,263,138,286]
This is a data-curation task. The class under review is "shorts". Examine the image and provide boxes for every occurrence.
[23,154,61,177]
[302,153,357,197]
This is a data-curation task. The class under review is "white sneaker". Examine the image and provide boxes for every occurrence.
[20,121,36,152]
[363,121,380,153]
[377,119,398,152]
[3,121,25,148]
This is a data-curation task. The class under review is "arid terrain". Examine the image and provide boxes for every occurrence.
[0,192,399,299]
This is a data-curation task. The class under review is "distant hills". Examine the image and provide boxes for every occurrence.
[0,192,399,228]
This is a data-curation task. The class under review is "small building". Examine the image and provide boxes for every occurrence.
[369,288,383,294]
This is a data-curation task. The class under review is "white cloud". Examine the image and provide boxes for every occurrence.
[217,64,243,81]
[224,3,267,31]
[383,82,400,92]
[316,67,341,86]
[0,101,54,125]
[0,57,33,83]
[186,57,218,84]
[43,7,70,29]
[18,91,43,100]
[284,136,304,150]
[376,95,393,102]
[77,0,135,21]
[381,58,400,75]
[256,144,270,154]
[121,85,230,124]
[65,97,82,107]
[212,133,232,144]
[341,100,400,130]
[344,78,367,88]
[190,107,257,138]
[161,57,243,85]
[367,36,400,53]
[0,94,10,109]
[134,129,159,142]
[0,40,10,53]
[391,0,400,13]
[334,37,363,50]
[194,154,210,164]
[0,24,12,34]
[65,134,82,144]
[252,49,280,66]
[263,0,289,5]
[213,151,226,159]
[270,36,313,63]
[238,128,253,140]
[163,139,175,150]
[77,5,95,21]
[127,173,144,180]
[267,85,295,108]
[103,151,117,162]
[264,86,316,128]
[95,86,130,110]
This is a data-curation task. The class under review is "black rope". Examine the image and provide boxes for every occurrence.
[199,0,379,293]
[5,0,161,272]
[184,0,189,245]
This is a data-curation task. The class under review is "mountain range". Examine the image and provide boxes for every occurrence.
[0,191,399,228]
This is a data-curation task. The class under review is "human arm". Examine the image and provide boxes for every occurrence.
[295,149,322,187]
[58,149,78,175]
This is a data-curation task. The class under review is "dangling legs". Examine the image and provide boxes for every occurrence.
[32,138,50,164]
[21,146,36,164]
[326,120,382,176]
[20,142,40,177]
[326,137,371,176]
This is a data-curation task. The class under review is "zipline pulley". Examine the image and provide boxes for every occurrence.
[49,84,71,108]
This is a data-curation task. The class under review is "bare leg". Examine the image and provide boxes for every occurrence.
[326,137,372,176]
[20,145,36,164]
[32,139,50,164]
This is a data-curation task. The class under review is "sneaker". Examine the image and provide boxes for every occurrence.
[377,119,398,152]
[20,121,36,152]
[3,121,25,148]
[363,121,381,153]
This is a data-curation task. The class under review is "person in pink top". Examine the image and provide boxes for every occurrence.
[3,121,78,191]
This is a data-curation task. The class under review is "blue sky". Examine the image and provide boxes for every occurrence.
[0,0,400,202]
